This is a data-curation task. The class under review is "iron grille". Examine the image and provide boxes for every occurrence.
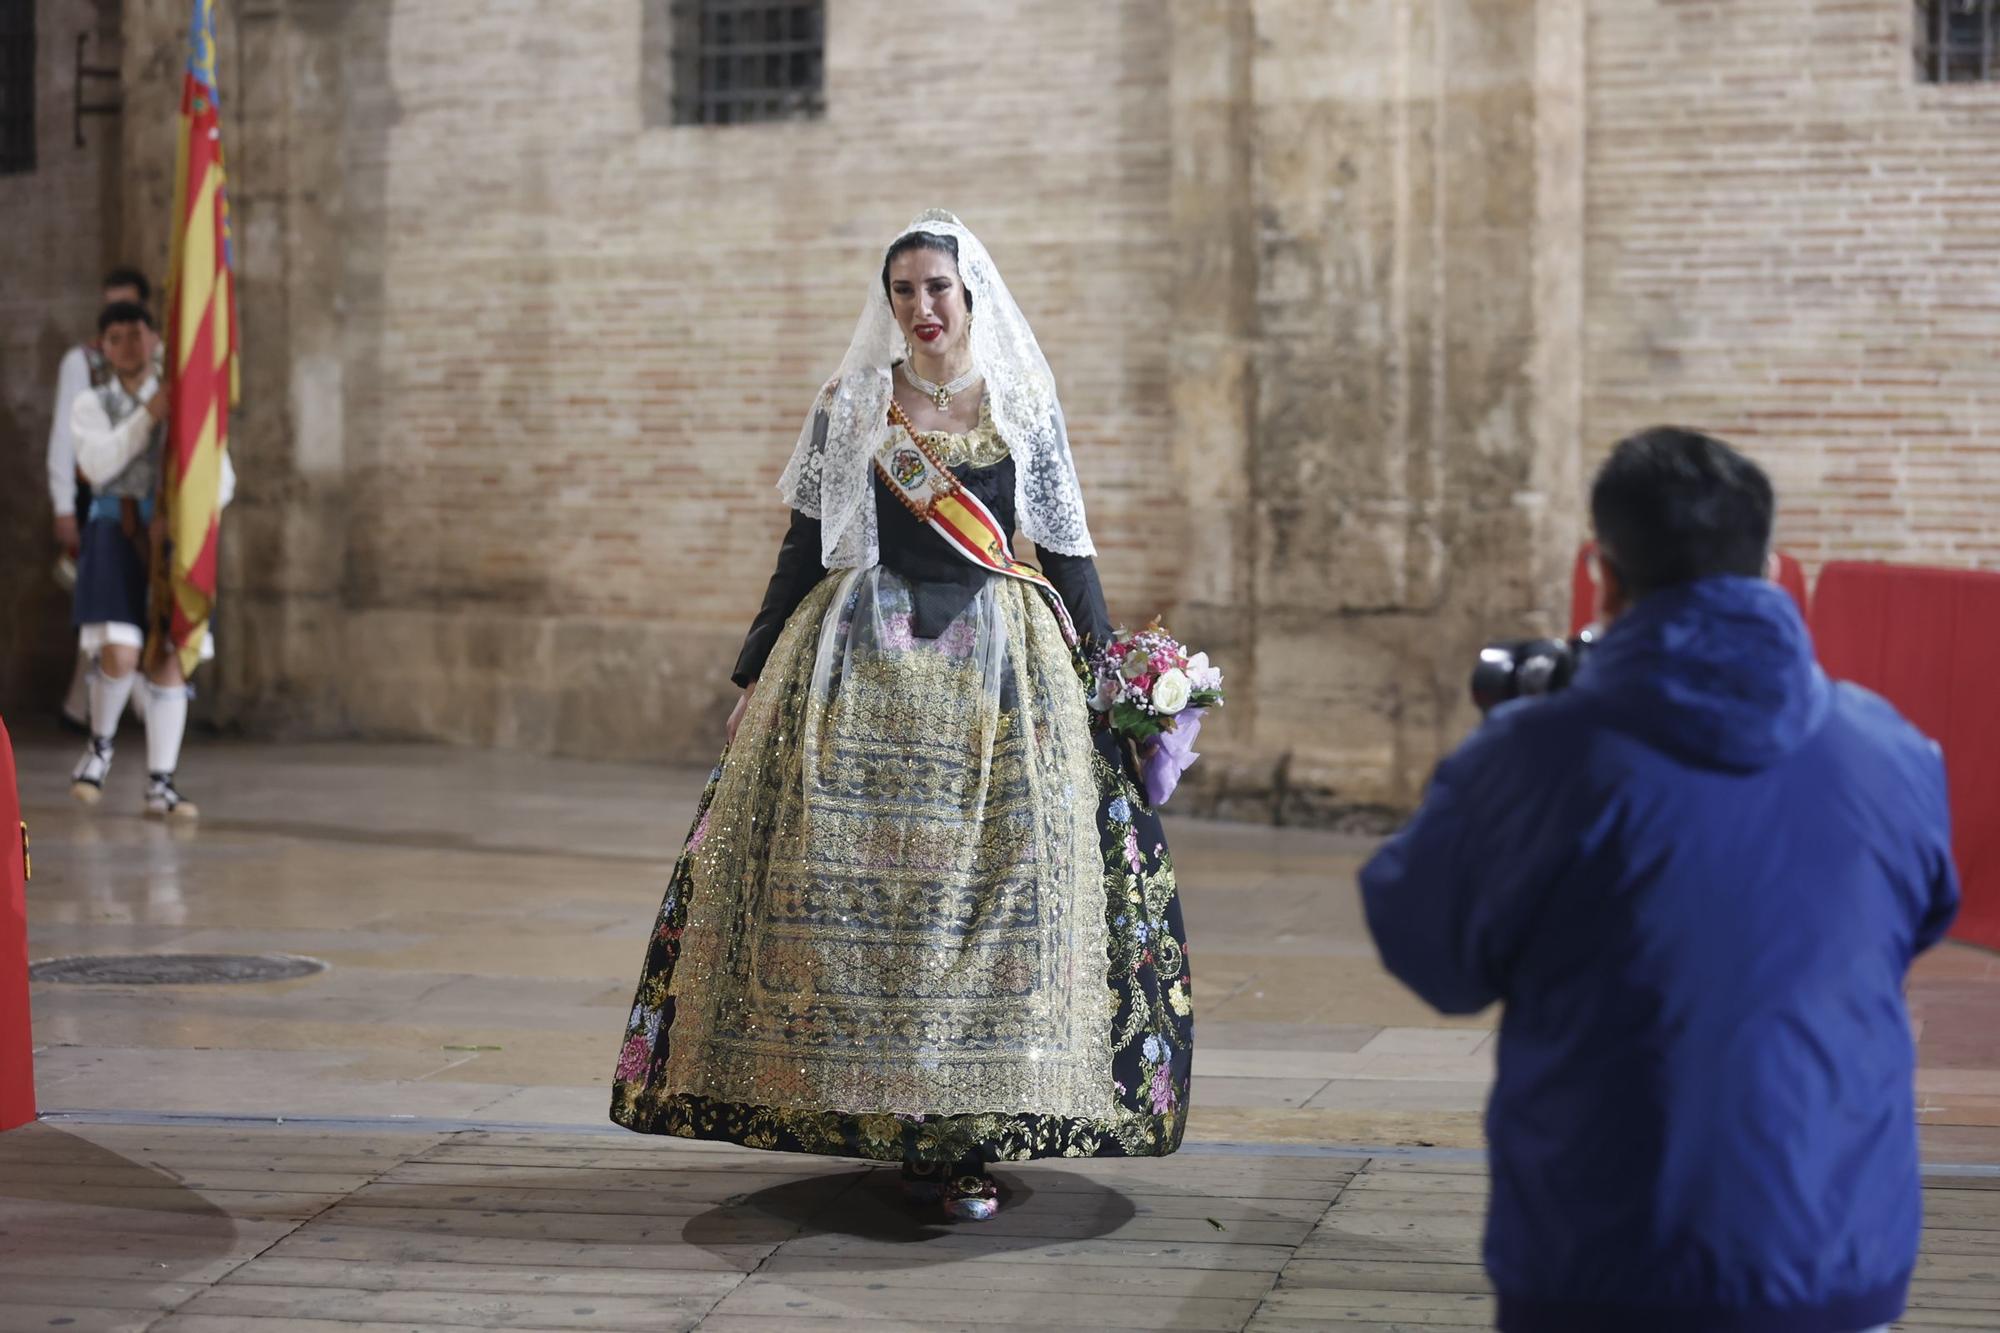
[671,0,824,126]
[1917,0,1999,83]
[0,0,33,175]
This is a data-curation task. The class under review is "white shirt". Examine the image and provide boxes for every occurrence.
[46,345,92,516]
[69,373,237,508]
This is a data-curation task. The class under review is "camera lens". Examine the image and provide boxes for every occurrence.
[1469,636,1585,714]
[1517,652,1560,695]
[1469,646,1522,714]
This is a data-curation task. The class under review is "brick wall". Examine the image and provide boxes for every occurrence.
[346,0,1177,609]
[1585,0,2000,570]
[289,0,1184,757]
[7,0,1582,815]
[304,0,1578,807]
[0,0,121,715]
[31,1,1979,816]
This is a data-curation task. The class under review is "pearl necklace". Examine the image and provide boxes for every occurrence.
[900,358,980,410]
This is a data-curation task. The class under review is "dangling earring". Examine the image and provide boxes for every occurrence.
[902,335,913,365]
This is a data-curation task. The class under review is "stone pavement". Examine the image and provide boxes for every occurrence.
[6,736,1999,1331]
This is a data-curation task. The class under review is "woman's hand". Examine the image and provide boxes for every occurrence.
[726,682,757,745]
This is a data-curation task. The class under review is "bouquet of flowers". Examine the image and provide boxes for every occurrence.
[1085,621,1225,807]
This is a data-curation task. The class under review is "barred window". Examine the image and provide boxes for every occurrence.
[0,0,33,174]
[1917,0,1998,83]
[670,0,824,126]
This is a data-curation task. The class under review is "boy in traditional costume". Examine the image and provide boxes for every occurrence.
[66,301,235,819]
[46,267,155,731]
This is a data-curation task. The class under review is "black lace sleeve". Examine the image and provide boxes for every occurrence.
[732,508,827,688]
[1038,549,1114,648]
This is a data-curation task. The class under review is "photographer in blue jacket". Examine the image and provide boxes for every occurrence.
[1361,427,1960,1333]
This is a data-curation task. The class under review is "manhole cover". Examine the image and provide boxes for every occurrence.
[29,953,328,985]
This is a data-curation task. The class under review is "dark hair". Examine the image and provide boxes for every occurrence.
[880,231,972,312]
[102,266,151,303]
[1590,426,1774,598]
[98,300,155,334]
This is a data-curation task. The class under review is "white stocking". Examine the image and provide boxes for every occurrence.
[143,680,190,777]
[89,667,137,744]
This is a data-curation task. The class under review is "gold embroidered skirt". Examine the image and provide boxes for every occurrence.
[610,566,1193,1163]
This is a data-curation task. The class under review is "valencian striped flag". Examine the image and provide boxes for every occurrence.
[151,0,238,677]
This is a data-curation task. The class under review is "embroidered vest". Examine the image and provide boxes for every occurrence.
[92,378,164,502]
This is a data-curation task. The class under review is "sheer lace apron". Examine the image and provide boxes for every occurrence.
[658,566,1113,1120]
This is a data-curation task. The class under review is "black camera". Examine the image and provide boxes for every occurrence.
[1469,628,1597,714]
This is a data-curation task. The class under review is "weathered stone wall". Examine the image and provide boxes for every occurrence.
[115,0,335,736]
[36,0,1997,821]
[1176,0,1585,819]
[193,0,1188,762]
[1,0,1588,819]
[0,0,123,714]
[1585,0,2000,568]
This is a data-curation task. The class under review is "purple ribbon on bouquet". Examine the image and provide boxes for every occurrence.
[1141,708,1205,807]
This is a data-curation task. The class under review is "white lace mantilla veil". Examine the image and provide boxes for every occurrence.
[777,209,1096,569]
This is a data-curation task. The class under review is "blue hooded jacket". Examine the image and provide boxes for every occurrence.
[1361,577,1960,1333]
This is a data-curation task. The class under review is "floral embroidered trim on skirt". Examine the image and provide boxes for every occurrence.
[609,567,1192,1163]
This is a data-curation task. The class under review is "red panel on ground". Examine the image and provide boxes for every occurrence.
[0,719,36,1131]
[1569,543,1599,638]
[1772,552,1810,616]
[1813,562,2000,952]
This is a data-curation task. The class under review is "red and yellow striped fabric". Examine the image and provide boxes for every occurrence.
[152,0,238,678]
[878,403,1078,647]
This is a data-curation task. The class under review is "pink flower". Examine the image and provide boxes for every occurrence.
[881,612,916,652]
[1149,1065,1175,1114]
[1124,828,1144,872]
[1091,674,1119,712]
[615,1034,651,1081]
[687,811,711,852]
[937,619,977,658]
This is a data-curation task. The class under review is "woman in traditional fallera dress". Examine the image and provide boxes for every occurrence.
[609,211,1192,1220]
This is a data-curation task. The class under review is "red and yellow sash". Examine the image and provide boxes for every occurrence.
[877,402,1077,646]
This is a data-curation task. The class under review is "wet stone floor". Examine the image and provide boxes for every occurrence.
[7,735,1999,1331]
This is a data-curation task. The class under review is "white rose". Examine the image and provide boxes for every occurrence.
[1151,668,1192,715]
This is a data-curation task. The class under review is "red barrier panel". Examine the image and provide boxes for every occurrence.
[1569,544,1599,637]
[1773,552,1810,616]
[1568,544,1810,637]
[0,719,35,1131]
[1813,562,2000,952]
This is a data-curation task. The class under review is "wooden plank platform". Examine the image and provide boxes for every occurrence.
[0,1122,1996,1331]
